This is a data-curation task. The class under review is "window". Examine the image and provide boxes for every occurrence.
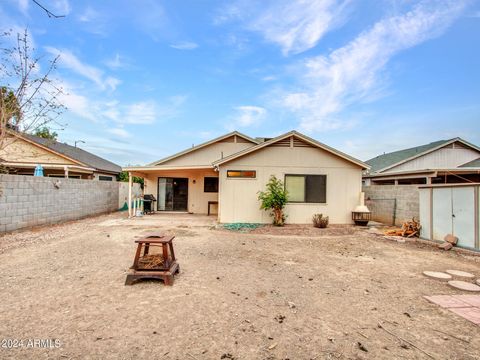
[227,170,256,178]
[285,174,326,203]
[99,175,113,181]
[204,177,219,192]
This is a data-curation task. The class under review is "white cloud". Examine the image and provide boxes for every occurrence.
[45,47,121,91]
[17,0,29,15]
[231,105,266,128]
[77,6,98,22]
[108,127,131,138]
[278,0,468,132]
[123,101,157,124]
[104,53,129,70]
[215,0,350,55]
[170,41,199,50]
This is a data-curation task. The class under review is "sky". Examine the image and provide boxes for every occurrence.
[1,0,480,166]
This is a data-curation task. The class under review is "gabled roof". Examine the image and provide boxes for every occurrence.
[18,133,121,174]
[459,157,480,168]
[149,131,258,166]
[212,130,369,169]
[366,137,480,173]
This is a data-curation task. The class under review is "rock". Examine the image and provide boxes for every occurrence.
[357,342,368,352]
[446,270,475,279]
[438,242,453,251]
[423,271,452,281]
[444,234,458,245]
[447,280,480,292]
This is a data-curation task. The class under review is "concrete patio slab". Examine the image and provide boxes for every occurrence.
[449,307,480,325]
[424,295,471,308]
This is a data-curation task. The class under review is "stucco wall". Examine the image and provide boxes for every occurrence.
[158,140,255,167]
[362,185,419,225]
[0,174,120,232]
[143,169,219,214]
[218,146,363,224]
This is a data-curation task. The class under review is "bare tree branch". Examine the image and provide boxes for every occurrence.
[32,0,66,19]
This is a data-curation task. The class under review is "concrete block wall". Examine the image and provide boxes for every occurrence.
[0,174,120,233]
[362,185,419,226]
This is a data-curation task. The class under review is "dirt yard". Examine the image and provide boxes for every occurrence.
[0,213,479,359]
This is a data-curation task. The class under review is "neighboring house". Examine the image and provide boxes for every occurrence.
[0,131,121,180]
[364,138,480,185]
[124,130,369,224]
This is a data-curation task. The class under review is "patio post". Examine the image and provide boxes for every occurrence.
[128,171,132,217]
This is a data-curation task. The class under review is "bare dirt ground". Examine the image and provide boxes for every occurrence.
[0,212,479,360]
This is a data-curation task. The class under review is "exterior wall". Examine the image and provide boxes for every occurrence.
[93,172,118,181]
[362,185,419,225]
[159,140,255,167]
[143,169,219,214]
[0,174,119,233]
[119,182,142,208]
[218,146,363,224]
[385,145,480,173]
[0,136,78,165]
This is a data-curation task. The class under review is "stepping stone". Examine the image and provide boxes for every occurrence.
[448,280,480,292]
[423,271,452,281]
[446,270,475,279]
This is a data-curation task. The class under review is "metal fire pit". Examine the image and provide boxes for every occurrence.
[352,211,371,226]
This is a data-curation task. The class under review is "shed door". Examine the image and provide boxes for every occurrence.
[452,187,475,249]
[432,188,452,240]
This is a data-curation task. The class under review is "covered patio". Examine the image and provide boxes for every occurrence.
[125,166,219,218]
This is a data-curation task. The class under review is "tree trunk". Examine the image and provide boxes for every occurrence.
[273,208,284,226]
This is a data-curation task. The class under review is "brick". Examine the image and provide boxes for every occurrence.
[438,242,453,250]
[444,234,458,245]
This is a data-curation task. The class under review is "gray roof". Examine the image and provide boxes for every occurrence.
[459,157,480,168]
[23,134,122,174]
[366,139,451,173]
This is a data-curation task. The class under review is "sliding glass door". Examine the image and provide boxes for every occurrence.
[157,177,188,211]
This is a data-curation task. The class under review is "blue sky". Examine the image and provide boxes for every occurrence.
[1,0,480,166]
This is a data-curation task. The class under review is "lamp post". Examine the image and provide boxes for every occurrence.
[74,140,85,147]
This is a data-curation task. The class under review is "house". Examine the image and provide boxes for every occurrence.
[363,138,480,185]
[124,130,369,224]
[0,131,121,180]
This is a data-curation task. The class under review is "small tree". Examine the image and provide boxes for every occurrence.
[0,29,66,150]
[258,175,288,226]
[34,126,58,140]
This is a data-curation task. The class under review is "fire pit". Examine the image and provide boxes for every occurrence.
[352,211,372,226]
[352,192,371,226]
[125,233,180,285]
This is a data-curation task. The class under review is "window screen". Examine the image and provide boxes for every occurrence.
[285,174,326,203]
[99,176,113,181]
[204,177,219,192]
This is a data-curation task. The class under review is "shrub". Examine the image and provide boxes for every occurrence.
[312,213,329,228]
[258,175,288,226]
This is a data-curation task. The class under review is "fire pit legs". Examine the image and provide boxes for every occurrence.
[125,233,180,286]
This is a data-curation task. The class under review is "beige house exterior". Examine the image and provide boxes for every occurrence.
[124,131,369,224]
[0,131,121,180]
[364,138,480,185]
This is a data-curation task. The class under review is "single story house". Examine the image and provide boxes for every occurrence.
[0,131,121,180]
[124,130,369,224]
[363,137,480,185]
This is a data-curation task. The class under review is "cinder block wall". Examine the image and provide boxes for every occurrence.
[362,185,419,226]
[0,174,120,232]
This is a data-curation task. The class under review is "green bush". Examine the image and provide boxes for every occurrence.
[258,175,288,226]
